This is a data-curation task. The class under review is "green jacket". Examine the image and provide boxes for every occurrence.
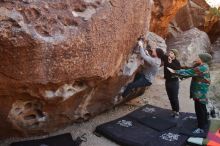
[175,64,211,104]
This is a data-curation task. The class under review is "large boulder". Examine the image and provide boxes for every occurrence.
[166,28,211,66]
[0,0,153,138]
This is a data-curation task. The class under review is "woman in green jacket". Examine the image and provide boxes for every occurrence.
[167,53,212,134]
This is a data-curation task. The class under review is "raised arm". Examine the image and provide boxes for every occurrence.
[140,47,158,66]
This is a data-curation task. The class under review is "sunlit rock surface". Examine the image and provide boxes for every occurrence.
[150,0,187,37]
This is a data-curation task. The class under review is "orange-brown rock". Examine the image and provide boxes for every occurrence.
[170,0,220,42]
[150,0,187,37]
[169,0,210,37]
[0,0,153,138]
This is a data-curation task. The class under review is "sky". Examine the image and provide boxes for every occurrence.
[206,0,220,7]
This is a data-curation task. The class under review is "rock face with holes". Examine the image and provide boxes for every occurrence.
[8,100,46,130]
[0,0,153,138]
[150,0,187,37]
[166,28,211,66]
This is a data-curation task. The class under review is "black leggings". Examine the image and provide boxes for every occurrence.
[122,73,152,98]
[195,100,208,129]
[165,80,180,112]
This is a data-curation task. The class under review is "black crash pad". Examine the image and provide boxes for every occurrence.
[96,116,159,146]
[128,104,170,120]
[10,133,81,146]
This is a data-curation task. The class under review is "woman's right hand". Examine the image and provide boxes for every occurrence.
[167,67,175,73]
[138,40,144,48]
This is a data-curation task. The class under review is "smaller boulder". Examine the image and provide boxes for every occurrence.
[166,28,211,66]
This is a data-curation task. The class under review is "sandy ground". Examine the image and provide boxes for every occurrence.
[0,77,196,146]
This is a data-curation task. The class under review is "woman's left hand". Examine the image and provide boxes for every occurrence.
[168,56,172,63]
